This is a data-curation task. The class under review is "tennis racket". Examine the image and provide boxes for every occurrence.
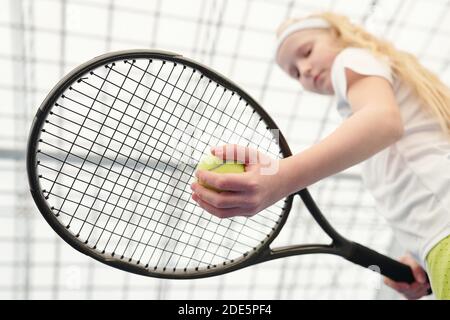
[27,49,416,283]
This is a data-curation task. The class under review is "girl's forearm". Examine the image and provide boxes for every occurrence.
[278,107,404,195]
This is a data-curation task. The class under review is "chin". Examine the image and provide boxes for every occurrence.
[319,81,334,95]
[318,91,333,96]
[310,87,333,96]
[322,87,335,95]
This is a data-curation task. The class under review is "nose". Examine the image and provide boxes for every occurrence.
[295,60,312,79]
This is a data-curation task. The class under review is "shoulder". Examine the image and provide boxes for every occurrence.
[331,47,395,116]
[334,47,391,68]
[332,47,393,86]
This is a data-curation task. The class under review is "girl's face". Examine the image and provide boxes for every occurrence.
[276,29,340,95]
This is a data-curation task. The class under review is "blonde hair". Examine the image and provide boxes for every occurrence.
[277,12,450,137]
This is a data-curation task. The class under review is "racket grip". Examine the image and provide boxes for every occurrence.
[346,242,415,283]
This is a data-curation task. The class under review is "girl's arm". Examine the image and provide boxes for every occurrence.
[192,72,404,218]
[281,72,404,194]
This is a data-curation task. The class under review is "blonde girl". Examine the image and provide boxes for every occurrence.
[190,12,450,299]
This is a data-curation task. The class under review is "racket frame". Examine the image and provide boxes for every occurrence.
[27,49,295,279]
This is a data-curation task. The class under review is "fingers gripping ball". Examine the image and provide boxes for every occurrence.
[196,154,245,192]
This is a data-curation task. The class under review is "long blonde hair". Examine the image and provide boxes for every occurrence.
[278,12,450,136]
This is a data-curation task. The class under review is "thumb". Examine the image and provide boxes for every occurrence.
[211,144,260,165]
[400,254,427,284]
[411,264,427,284]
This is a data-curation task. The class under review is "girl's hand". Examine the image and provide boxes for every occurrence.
[191,144,289,218]
[383,254,431,300]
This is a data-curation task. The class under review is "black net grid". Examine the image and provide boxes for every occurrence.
[35,57,286,273]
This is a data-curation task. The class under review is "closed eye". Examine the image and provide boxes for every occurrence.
[304,45,312,57]
[305,48,312,57]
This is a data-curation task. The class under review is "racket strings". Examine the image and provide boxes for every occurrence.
[43,104,283,229]
[49,73,251,186]
[79,67,272,161]
[136,63,234,270]
[43,68,282,268]
[87,61,182,259]
[56,61,278,185]
[39,172,268,261]
[86,61,259,268]
[45,107,194,189]
[111,61,273,145]
[43,185,246,262]
[53,61,138,233]
[52,205,228,266]
[39,120,280,246]
[36,57,285,272]
[39,141,279,232]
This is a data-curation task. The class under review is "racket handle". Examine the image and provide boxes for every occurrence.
[346,242,415,283]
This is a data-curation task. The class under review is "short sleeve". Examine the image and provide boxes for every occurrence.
[330,48,393,118]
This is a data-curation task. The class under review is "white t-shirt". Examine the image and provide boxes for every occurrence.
[330,47,450,266]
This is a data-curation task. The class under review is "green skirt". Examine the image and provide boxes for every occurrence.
[426,234,450,300]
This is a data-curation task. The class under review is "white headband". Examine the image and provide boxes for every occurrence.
[275,18,331,57]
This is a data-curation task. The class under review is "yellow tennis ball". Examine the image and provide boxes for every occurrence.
[196,154,245,192]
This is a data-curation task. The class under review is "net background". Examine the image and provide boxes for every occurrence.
[1,0,449,300]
